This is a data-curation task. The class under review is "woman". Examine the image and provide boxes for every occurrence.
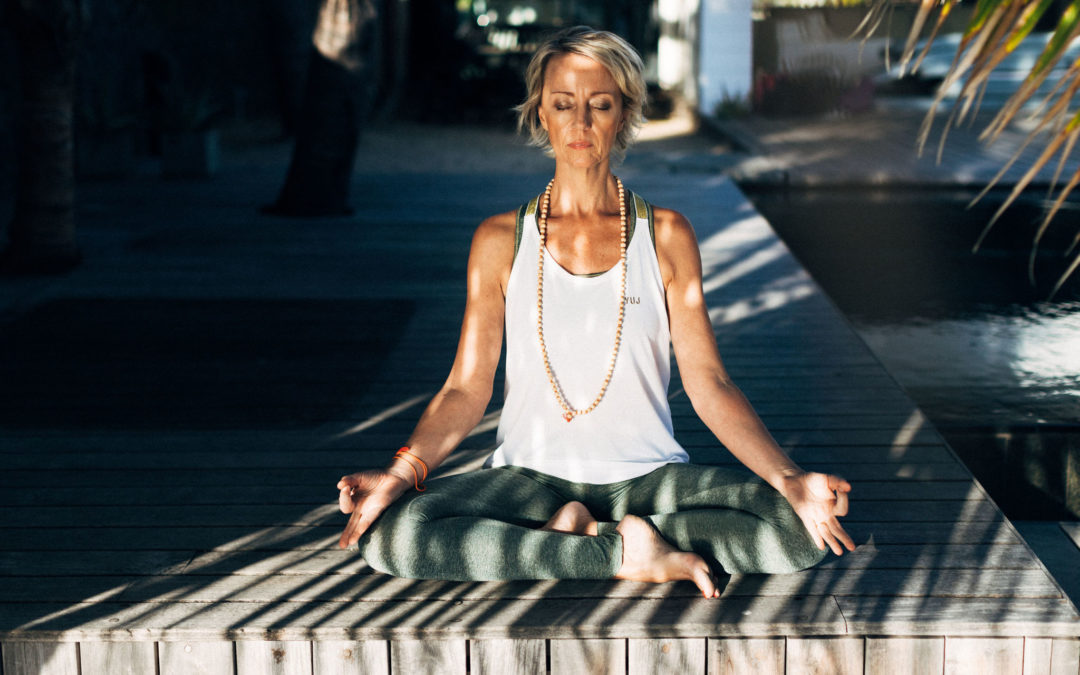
[337,26,854,598]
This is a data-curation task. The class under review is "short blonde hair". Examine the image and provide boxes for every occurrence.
[516,26,646,163]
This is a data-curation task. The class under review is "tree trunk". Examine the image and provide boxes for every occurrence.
[263,0,377,217]
[1,0,85,273]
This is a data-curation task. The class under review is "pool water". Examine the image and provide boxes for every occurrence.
[745,187,1080,520]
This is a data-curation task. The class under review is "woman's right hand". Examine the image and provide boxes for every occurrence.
[336,469,412,549]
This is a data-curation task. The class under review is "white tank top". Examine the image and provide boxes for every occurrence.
[486,190,689,483]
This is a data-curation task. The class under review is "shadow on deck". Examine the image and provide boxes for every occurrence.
[0,170,1077,674]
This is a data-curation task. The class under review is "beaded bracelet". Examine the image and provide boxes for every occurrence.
[392,447,428,492]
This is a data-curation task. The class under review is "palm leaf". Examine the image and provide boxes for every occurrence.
[861,0,1080,295]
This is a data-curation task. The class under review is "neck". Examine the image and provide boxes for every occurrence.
[549,163,619,218]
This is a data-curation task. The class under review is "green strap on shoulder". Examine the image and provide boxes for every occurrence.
[512,190,653,264]
[632,191,655,245]
[513,195,540,262]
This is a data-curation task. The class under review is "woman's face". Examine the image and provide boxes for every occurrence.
[538,53,626,169]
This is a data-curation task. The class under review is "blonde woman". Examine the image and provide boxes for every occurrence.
[337,26,853,597]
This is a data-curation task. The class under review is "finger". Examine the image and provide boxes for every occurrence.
[823,518,855,553]
[827,474,852,493]
[338,486,356,514]
[834,489,850,517]
[802,517,826,550]
[337,474,359,490]
[342,503,386,549]
[348,511,380,548]
[830,519,857,552]
[818,522,843,556]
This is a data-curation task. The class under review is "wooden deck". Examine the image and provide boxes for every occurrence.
[0,166,1077,674]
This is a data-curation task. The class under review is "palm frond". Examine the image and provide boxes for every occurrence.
[861,0,1080,295]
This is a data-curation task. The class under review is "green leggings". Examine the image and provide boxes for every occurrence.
[359,463,826,580]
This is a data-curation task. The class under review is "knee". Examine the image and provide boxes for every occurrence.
[357,497,432,578]
[763,499,829,573]
[753,486,830,574]
[771,530,828,573]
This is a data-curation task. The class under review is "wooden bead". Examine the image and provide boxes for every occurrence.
[536,176,627,422]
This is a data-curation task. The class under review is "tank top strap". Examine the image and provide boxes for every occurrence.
[512,188,653,263]
[513,194,541,262]
[629,190,655,246]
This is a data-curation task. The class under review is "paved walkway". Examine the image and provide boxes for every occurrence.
[724,99,1080,189]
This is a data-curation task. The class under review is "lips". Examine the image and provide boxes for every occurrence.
[568,141,592,149]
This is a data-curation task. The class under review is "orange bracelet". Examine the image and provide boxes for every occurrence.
[393,447,428,492]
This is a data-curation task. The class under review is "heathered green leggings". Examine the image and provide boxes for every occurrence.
[359,463,826,580]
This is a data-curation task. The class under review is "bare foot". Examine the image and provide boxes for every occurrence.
[540,501,599,536]
[614,515,718,599]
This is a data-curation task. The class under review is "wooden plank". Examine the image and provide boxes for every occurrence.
[1025,638,1054,675]
[0,461,978,492]
[47,566,1042,606]
[855,521,1022,545]
[826,481,980,501]
[709,638,784,675]
[0,544,1040,590]
[840,499,1001,522]
[470,639,544,675]
[0,525,339,552]
[0,595,847,641]
[0,520,1019,554]
[839,597,1080,636]
[550,638,625,675]
[79,642,156,675]
[628,638,706,674]
[0,551,195,576]
[814,543,1035,570]
[0,442,955,471]
[157,641,234,675]
[0,642,78,675]
[0,441,957,471]
[236,641,312,675]
[389,640,465,675]
[312,641,389,675]
[944,637,1023,674]
[301,641,386,675]
[719,568,1059,601]
[786,638,864,675]
[0,576,135,602]
[864,637,943,675]
[1050,639,1080,675]
[0,479,986,507]
[0,485,329,507]
[0,498,1003,529]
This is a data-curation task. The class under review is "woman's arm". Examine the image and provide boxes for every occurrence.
[338,212,516,548]
[655,208,854,555]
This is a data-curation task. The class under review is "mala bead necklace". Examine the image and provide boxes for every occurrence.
[536,176,627,422]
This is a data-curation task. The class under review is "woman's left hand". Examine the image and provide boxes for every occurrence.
[779,472,855,555]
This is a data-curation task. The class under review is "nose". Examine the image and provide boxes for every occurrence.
[575,105,591,129]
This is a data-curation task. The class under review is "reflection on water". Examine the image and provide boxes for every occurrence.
[857,302,1080,426]
[747,187,1080,519]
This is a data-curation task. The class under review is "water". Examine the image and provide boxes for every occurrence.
[745,187,1080,519]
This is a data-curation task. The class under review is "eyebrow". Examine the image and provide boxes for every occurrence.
[549,90,617,97]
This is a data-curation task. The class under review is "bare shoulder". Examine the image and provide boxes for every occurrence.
[470,209,518,291]
[651,206,696,241]
[473,210,517,250]
[650,207,701,283]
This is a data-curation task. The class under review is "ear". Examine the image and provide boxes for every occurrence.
[537,105,548,131]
